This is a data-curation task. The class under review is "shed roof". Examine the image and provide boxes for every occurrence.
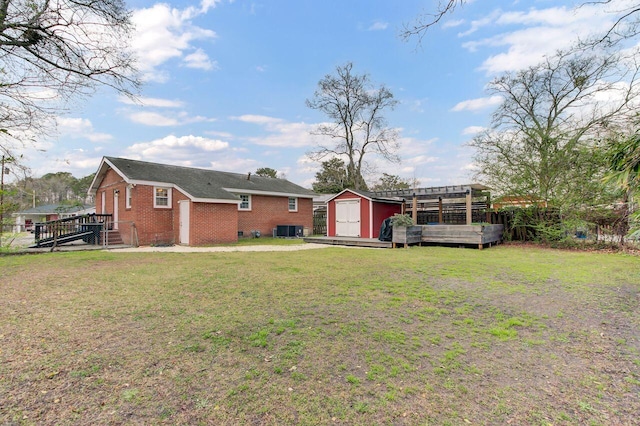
[327,188,404,204]
[89,157,316,202]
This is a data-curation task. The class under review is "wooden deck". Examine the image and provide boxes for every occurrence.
[303,236,392,248]
[420,224,504,249]
[305,224,504,250]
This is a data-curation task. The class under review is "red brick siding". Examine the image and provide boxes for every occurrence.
[238,195,313,237]
[95,169,178,245]
[95,167,311,245]
[95,169,133,244]
[190,202,238,245]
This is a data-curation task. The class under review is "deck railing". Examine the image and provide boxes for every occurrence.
[33,214,112,247]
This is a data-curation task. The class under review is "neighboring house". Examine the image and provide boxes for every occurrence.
[313,194,335,211]
[88,157,315,246]
[326,189,403,239]
[12,203,95,232]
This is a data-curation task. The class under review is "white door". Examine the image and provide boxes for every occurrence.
[335,200,360,237]
[113,190,119,230]
[179,200,190,245]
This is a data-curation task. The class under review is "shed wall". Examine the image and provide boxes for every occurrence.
[372,203,403,238]
[328,191,367,237]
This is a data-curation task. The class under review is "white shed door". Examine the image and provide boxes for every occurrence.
[335,200,360,237]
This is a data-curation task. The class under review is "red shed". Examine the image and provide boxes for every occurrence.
[327,189,404,239]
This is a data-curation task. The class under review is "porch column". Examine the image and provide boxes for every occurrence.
[466,190,472,225]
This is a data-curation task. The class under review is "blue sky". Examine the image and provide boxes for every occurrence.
[16,0,629,188]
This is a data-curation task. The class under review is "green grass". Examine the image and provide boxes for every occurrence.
[1,245,639,425]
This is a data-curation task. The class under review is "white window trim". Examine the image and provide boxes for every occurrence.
[154,186,172,208]
[238,194,251,211]
[125,186,132,209]
[288,197,298,212]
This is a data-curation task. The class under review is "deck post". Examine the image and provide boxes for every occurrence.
[466,190,472,225]
[486,193,492,223]
[412,193,417,224]
[438,197,443,224]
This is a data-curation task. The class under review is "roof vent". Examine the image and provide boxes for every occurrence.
[247,172,251,180]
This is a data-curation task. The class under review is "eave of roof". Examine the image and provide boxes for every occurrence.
[326,188,404,204]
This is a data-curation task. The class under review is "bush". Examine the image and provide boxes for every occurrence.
[391,214,415,227]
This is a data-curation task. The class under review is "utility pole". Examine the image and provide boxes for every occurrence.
[0,155,12,233]
[1,155,5,232]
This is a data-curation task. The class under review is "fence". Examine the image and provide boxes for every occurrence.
[313,209,327,236]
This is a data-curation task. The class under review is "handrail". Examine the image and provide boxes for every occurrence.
[33,214,112,247]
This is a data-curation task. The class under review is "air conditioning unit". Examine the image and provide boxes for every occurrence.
[275,225,303,238]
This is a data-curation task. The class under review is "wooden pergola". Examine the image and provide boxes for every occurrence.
[372,184,491,225]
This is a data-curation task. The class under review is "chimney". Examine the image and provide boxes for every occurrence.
[247,172,251,180]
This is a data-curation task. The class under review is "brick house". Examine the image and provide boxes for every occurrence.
[88,157,315,246]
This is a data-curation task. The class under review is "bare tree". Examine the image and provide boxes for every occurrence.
[0,0,140,138]
[470,49,640,206]
[306,62,399,191]
[401,0,464,42]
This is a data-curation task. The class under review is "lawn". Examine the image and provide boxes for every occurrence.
[1,245,639,425]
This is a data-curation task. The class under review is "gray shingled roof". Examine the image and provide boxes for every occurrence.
[337,188,404,203]
[105,157,315,201]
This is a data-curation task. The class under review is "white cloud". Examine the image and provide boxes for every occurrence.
[118,96,185,108]
[128,111,214,127]
[185,48,219,70]
[131,3,217,81]
[459,3,622,74]
[57,117,113,143]
[205,130,234,138]
[208,157,261,173]
[232,114,352,149]
[231,114,284,125]
[451,95,502,112]
[125,135,229,165]
[462,126,485,135]
[442,19,465,29]
[368,21,389,31]
[200,0,223,14]
[458,9,503,37]
[129,112,180,126]
[248,121,321,148]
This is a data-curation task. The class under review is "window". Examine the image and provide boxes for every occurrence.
[154,187,171,208]
[239,194,251,210]
[125,186,132,209]
[288,197,298,212]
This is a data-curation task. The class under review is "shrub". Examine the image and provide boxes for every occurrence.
[391,214,415,227]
